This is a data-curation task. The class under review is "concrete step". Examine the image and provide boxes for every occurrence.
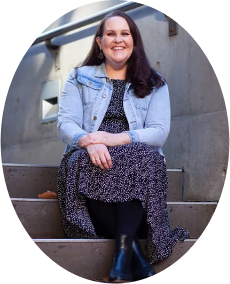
[34,238,196,280]
[3,163,183,201]
[3,164,59,198]
[11,198,217,239]
[12,199,65,239]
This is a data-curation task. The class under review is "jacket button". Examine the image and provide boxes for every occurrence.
[88,81,92,85]
[103,94,107,98]
[106,78,109,82]
[93,116,97,120]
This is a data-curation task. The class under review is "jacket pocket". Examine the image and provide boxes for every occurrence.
[77,75,103,105]
[134,97,148,111]
[128,89,148,111]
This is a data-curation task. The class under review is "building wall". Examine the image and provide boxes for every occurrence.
[1,1,228,201]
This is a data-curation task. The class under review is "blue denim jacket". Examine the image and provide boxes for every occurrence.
[57,63,171,156]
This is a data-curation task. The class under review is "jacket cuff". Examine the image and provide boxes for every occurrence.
[122,131,140,143]
[72,132,87,147]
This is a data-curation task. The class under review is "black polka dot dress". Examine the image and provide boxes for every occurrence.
[57,79,189,264]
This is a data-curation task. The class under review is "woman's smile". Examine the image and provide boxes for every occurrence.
[96,16,134,68]
[112,47,125,50]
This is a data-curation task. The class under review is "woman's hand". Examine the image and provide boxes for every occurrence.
[86,144,112,170]
[80,131,131,147]
[80,131,110,147]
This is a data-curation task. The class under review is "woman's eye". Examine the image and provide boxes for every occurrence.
[107,32,130,36]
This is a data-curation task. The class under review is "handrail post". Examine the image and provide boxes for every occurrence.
[45,39,60,71]
[163,14,178,36]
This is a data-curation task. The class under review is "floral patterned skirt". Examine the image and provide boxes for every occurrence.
[57,142,190,264]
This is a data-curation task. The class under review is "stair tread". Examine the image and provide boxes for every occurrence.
[11,198,216,239]
[11,197,218,204]
[33,238,197,242]
[34,237,195,280]
[4,164,184,201]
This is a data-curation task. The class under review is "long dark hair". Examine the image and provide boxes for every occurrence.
[80,10,165,98]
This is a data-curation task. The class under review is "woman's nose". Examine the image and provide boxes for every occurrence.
[114,36,123,43]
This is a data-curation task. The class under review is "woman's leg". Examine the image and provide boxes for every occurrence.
[116,200,145,237]
[114,200,154,281]
[86,198,116,239]
[87,198,151,282]
[108,200,145,282]
[136,214,148,239]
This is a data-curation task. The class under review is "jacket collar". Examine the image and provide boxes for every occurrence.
[94,63,133,91]
[95,63,107,78]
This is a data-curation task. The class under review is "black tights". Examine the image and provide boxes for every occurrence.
[86,199,148,239]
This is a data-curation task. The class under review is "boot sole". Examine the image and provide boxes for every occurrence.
[108,276,132,283]
[133,272,155,281]
[110,280,131,283]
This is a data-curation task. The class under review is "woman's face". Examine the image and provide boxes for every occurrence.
[96,16,134,69]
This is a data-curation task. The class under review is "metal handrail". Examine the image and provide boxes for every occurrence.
[32,1,143,45]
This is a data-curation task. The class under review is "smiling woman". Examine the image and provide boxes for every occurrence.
[82,10,165,98]
[95,16,134,78]
[56,10,189,283]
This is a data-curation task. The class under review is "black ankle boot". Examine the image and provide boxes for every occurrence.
[132,236,155,281]
[108,234,133,283]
